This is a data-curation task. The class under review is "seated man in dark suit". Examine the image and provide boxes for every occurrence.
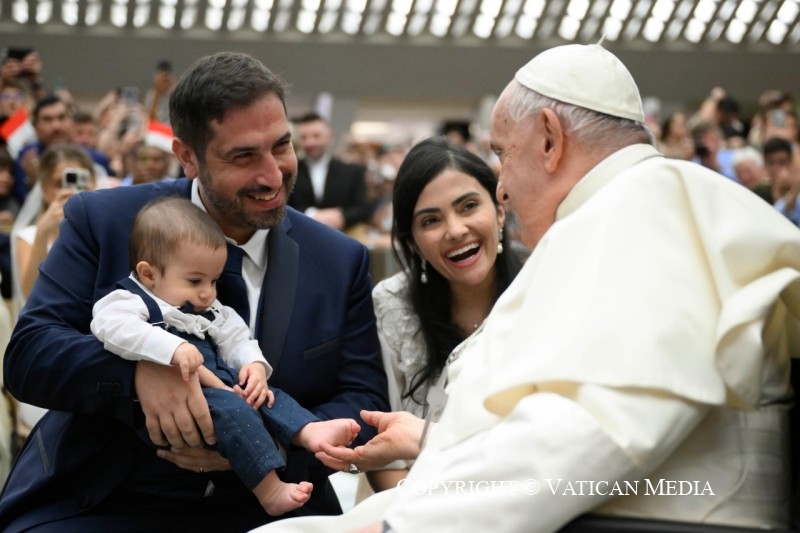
[0,51,389,532]
[289,112,371,231]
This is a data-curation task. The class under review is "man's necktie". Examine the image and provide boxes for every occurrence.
[216,243,250,325]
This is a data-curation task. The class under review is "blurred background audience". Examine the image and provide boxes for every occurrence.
[0,42,799,494]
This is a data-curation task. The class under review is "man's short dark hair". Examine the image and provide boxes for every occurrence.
[31,95,66,123]
[293,111,326,125]
[763,136,793,157]
[169,52,288,160]
[717,97,740,114]
[72,111,94,125]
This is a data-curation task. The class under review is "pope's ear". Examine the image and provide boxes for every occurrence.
[539,108,564,174]
[497,202,506,228]
[172,138,198,179]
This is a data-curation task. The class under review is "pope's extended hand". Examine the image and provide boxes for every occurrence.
[316,410,428,472]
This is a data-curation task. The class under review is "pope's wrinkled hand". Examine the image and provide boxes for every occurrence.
[316,410,428,472]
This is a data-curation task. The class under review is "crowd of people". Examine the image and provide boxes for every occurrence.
[0,42,798,533]
[2,47,800,260]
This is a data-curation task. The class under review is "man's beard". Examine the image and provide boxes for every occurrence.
[197,168,295,231]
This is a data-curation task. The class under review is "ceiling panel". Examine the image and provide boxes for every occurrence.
[3,0,799,48]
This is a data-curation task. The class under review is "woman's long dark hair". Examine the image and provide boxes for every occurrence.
[391,136,524,405]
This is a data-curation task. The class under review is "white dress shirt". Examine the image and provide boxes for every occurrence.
[91,275,270,376]
[306,154,331,204]
[191,180,269,336]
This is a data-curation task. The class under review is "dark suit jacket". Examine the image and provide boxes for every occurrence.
[289,158,371,228]
[0,179,388,531]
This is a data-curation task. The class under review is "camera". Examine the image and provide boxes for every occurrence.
[769,109,787,128]
[3,47,35,75]
[62,168,90,191]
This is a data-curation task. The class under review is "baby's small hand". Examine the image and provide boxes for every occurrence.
[264,385,275,409]
[171,343,204,381]
[239,362,269,409]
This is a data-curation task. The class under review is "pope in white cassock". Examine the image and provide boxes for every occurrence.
[254,43,800,533]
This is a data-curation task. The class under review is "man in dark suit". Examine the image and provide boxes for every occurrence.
[0,52,388,531]
[288,112,371,231]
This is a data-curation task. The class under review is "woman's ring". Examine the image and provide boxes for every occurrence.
[348,463,361,474]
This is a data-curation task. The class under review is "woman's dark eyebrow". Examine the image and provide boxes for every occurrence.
[413,191,479,219]
[451,191,479,206]
[413,206,440,219]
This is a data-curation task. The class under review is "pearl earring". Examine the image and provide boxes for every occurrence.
[497,228,504,255]
[420,259,428,284]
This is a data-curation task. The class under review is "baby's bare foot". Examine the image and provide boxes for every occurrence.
[295,418,361,452]
[254,471,314,516]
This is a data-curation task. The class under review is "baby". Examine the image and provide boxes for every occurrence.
[91,196,360,515]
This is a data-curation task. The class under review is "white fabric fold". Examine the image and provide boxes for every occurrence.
[481,144,800,417]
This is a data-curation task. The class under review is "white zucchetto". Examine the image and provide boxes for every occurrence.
[515,43,645,123]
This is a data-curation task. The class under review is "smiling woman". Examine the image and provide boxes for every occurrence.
[365,136,525,492]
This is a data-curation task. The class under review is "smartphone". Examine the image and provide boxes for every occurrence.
[4,47,33,62]
[62,168,90,191]
[118,86,140,106]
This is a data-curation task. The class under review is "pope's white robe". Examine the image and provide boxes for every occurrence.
[253,144,800,532]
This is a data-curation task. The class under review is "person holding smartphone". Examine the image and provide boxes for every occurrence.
[9,143,97,450]
[1,47,46,101]
[145,59,176,125]
[13,143,95,302]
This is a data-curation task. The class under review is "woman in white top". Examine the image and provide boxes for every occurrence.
[11,143,96,436]
[14,143,97,303]
[367,137,524,491]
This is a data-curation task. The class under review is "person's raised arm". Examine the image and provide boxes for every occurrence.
[16,189,75,297]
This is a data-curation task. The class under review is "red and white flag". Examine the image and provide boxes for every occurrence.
[145,119,173,154]
[0,108,36,158]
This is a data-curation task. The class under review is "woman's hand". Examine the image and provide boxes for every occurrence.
[316,410,427,473]
[157,446,232,474]
[37,189,74,241]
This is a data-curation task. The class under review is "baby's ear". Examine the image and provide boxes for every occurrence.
[135,261,157,288]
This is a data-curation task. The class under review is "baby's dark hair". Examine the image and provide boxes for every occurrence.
[129,196,226,274]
